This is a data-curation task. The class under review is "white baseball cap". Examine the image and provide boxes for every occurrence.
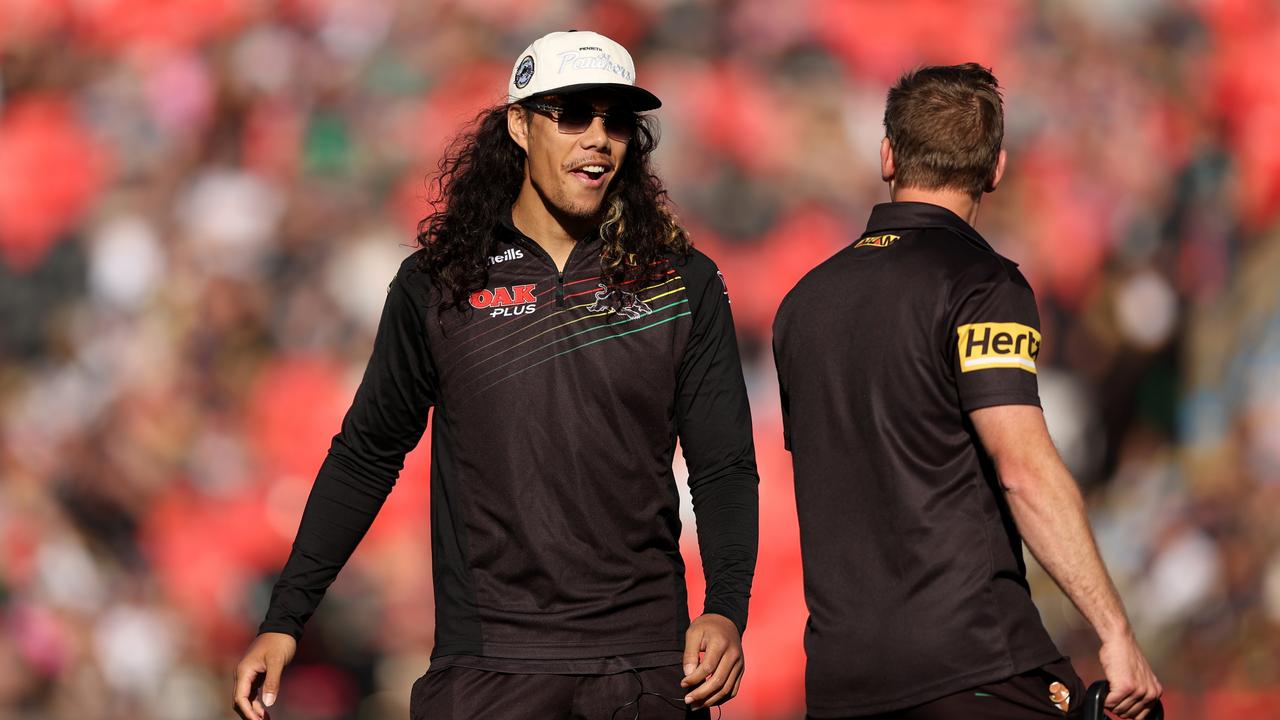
[507,30,661,111]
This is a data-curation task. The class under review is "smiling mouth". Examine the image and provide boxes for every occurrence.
[571,164,608,182]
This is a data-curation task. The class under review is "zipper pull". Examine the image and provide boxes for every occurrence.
[555,274,565,307]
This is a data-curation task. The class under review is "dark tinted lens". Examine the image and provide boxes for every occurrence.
[602,113,636,141]
[554,107,594,133]
[552,105,636,141]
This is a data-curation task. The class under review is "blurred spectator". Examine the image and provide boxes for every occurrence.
[2,1,1280,718]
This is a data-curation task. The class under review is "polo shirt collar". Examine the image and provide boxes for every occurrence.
[864,201,998,257]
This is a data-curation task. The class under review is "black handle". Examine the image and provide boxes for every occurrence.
[1082,680,1164,720]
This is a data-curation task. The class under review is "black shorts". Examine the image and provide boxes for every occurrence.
[410,663,713,720]
[813,658,1085,720]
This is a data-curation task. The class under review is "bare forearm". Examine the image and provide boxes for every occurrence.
[972,402,1159,718]
[1003,457,1132,642]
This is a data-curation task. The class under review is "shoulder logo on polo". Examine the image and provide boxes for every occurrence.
[957,322,1040,374]
[854,233,900,248]
[470,284,538,317]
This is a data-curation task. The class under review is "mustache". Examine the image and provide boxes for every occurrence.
[561,157,616,172]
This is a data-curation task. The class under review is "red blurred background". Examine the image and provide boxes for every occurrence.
[3,1,1280,718]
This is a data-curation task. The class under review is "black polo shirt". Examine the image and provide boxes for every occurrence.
[773,202,1062,716]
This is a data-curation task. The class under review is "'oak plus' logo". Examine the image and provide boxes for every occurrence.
[957,322,1040,374]
[470,284,538,317]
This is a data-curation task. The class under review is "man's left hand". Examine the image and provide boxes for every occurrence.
[680,613,744,710]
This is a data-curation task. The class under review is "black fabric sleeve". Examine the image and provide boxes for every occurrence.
[259,255,436,640]
[773,333,792,452]
[673,252,760,635]
[948,263,1043,412]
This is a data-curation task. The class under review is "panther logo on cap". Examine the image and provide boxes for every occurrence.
[514,55,535,89]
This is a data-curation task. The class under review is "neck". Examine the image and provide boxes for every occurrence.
[891,185,983,227]
[511,182,598,270]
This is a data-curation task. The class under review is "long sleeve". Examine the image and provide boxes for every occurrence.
[673,252,759,635]
[259,255,437,640]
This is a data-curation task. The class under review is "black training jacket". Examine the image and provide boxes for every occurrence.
[260,217,758,672]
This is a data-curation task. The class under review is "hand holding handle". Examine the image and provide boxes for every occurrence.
[1082,680,1164,720]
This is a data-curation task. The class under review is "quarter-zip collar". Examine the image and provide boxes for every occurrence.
[498,209,603,306]
[498,210,602,272]
[864,201,1008,262]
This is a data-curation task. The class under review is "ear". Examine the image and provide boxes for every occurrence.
[986,149,1007,193]
[880,137,894,182]
[508,105,530,153]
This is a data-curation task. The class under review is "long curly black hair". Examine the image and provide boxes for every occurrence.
[413,104,690,311]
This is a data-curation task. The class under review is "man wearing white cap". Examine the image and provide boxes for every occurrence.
[233,30,758,720]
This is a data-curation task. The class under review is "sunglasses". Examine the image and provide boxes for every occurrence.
[522,101,638,142]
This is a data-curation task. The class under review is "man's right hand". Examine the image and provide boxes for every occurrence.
[1099,633,1162,719]
[233,632,297,720]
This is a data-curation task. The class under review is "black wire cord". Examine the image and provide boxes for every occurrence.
[609,667,725,720]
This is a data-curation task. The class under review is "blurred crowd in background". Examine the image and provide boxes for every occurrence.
[2,0,1279,718]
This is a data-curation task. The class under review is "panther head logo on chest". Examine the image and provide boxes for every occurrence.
[586,283,652,319]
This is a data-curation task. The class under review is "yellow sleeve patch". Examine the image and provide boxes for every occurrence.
[854,233,900,248]
[957,322,1040,374]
